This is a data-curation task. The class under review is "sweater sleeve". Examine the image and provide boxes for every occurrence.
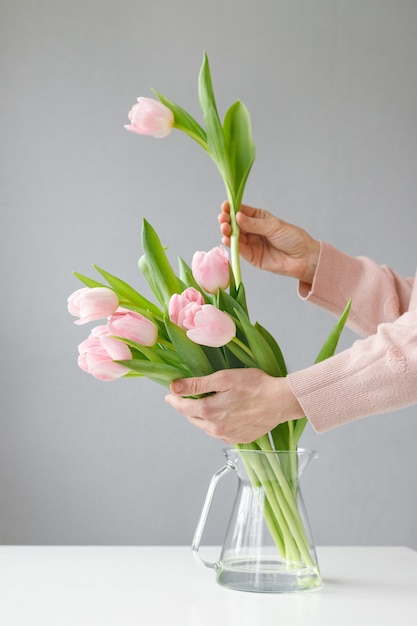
[287,243,416,433]
[287,310,417,432]
[298,242,414,337]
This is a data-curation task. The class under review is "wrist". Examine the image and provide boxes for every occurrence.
[284,377,305,421]
[270,377,305,424]
[302,239,320,285]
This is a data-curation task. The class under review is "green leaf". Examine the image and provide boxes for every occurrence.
[235,310,282,377]
[138,254,166,305]
[164,318,214,377]
[116,336,186,369]
[254,322,287,377]
[73,272,109,289]
[227,272,248,314]
[141,220,183,305]
[270,423,292,451]
[235,282,248,314]
[217,288,247,320]
[111,337,163,363]
[289,417,308,447]
[177,257,210,302]
[223,100,256,205]
[152,89,208,150]
[223,344,244,369]
[198,53,231,183]
[224,340,258,369]
[315,299,352,364]
[92,265,162,317]
[117,360,192,387]
[201,345,228,371]
[228,263,237,296]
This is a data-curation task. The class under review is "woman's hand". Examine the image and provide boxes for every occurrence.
[165,368,305,444]
[219,202,320,285]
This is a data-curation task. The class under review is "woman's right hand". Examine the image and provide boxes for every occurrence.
[218,202,320,285]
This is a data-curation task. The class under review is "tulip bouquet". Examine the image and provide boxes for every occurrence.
[68,54,350,575]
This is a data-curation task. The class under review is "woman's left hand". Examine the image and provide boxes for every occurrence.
[165,368,305,444]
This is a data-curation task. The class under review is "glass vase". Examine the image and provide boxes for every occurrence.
[192,447,321,593]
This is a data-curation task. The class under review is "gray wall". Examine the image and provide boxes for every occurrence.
[1,0,416,548]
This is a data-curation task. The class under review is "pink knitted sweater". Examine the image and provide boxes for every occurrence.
[287,242,417,433]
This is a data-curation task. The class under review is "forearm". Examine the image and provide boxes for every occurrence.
[287,308,417,433]
[299,242,414,337]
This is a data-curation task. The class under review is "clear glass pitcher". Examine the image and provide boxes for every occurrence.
[192,447,321,593]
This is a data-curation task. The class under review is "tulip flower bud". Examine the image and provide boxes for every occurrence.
[124,97,174,138]
[191,246,230,294]
[78,325,132,381]
[183,304,236,348]
[108,310,158,347]
[67,287,119,325]
[168,288,205,328]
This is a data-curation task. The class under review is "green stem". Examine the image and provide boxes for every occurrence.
[241,436,315,568]
[237,452,286,556]
[235,443,301,563]
[230,231,241,287]
[158,338,174,349]
[262,453,314,567]
[258,455,302,563]
[231,336,254,358]
[227,194,242,287]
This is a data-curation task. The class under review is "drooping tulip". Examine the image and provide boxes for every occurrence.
[183,303,236,348]
[107,310,158,347]
[78,325,132,381]
[124,97,174,138]
[168,288,205,328]
[67,287,119,325]
[191,246,230,294]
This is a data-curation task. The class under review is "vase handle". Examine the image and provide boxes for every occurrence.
[191,462,234,569]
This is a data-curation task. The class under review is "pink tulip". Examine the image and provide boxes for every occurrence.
[183,304,236,348]
[108,310,158,347]
[168,288,205,328]
[67,287,119,325]
[191,246,230,294]
[78,325,132,381]
[124,98,174,139]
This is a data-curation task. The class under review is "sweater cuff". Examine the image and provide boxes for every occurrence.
[287,350,373,433]
[297,241,354,312]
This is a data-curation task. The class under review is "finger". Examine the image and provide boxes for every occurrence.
[237,209,279,236]
[238,203,260,217]
[165,393,203,417]
[186,413,233,443]
[218,217,232,237]
[218,212,231,226]
[220,200,230,214]
[170,374,222,397]
[186,414,208,432]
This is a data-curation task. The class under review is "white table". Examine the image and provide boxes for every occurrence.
[0,546,415,625]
